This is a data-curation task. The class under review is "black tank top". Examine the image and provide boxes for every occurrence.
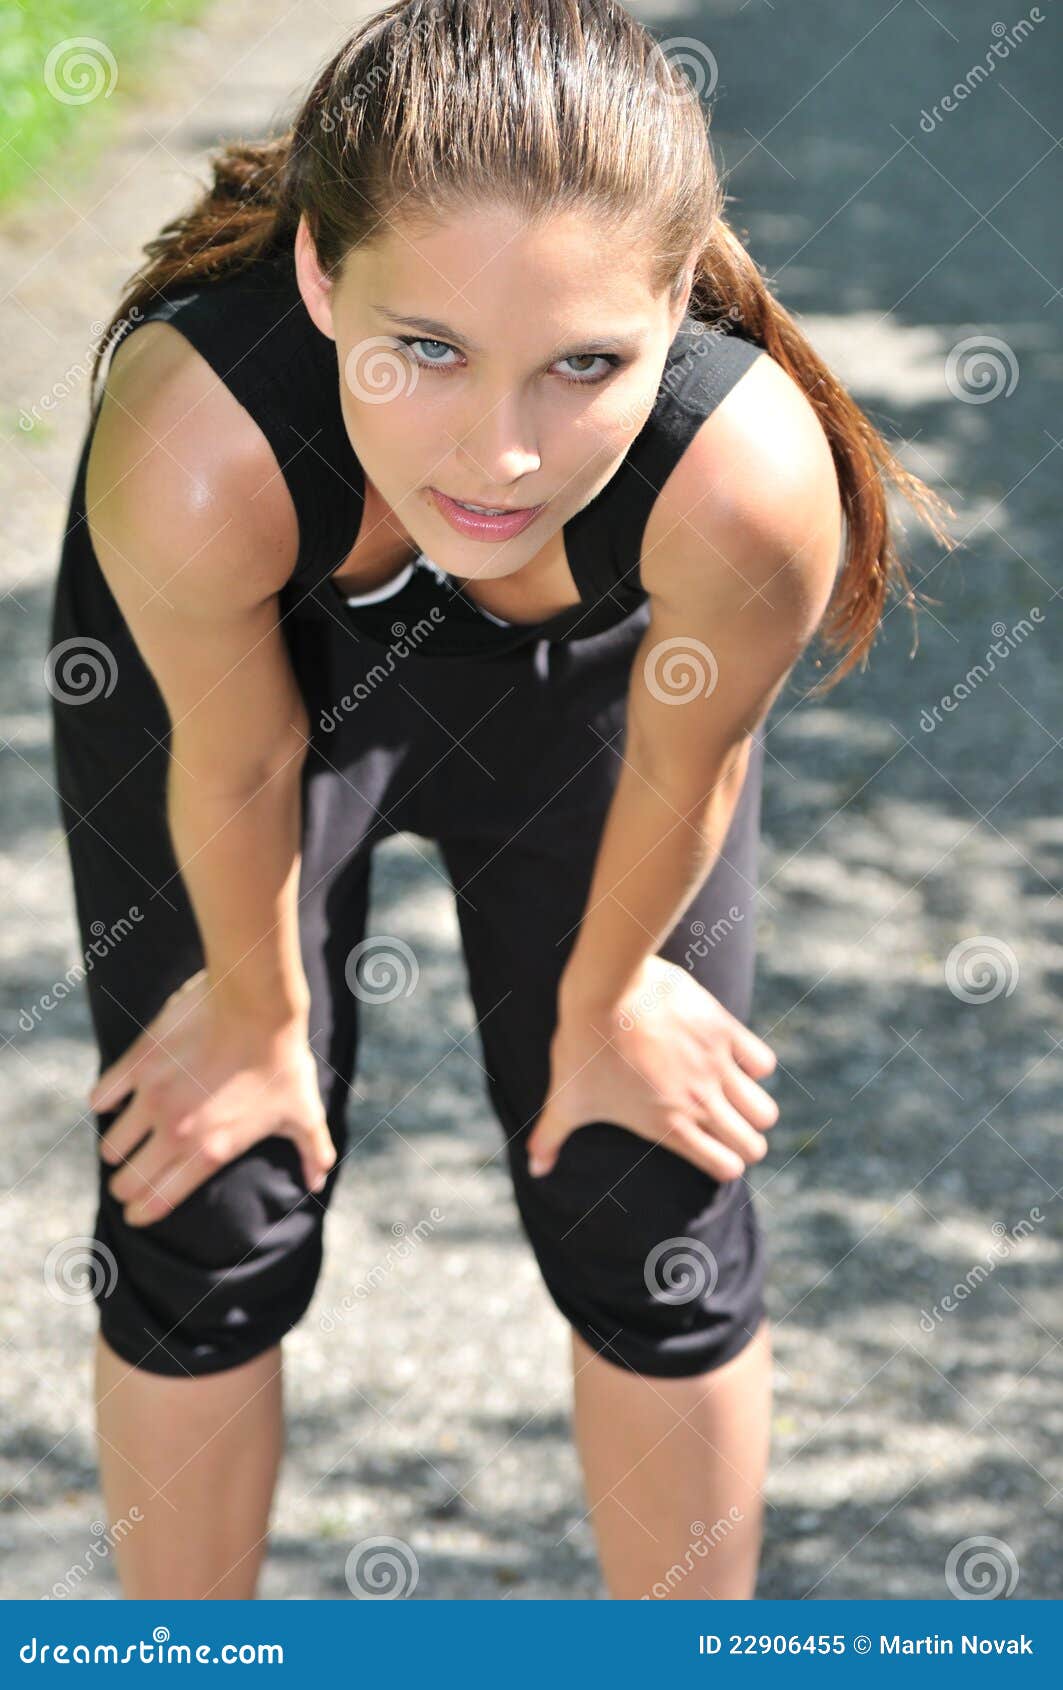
[61,243,764,661]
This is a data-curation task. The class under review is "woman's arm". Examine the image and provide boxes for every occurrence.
[559,351,843,1016]
[81,323,339,1218]
[86,321,310,1026]
[527,356,842,1180]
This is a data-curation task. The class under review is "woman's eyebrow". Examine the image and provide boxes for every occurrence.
[370,303,642,359]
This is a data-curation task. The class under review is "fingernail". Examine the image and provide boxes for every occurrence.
[527,1154,552,1178]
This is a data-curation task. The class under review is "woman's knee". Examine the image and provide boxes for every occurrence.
[511,1121,767,1380]
[88,1133,334,1378]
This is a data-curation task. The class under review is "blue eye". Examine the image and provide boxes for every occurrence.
[397,336,457,368]
[393,336,622,386]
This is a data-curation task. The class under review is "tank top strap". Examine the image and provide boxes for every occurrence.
[563,319,765,613]
[105,248,362,591]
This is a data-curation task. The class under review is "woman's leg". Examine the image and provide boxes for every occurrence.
[563,709,772,1598]
[94,1333,284,1598]
[50,712,377,1597]
[570,1320,772,1599]
[48,551,412,1598]
[427,616,771,1599]
[439,776,771,1599]
[73,815,373,1597]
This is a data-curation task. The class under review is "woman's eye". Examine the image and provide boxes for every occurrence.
[397,336,457,368]
[395,337,620,385]
[555,353,619,385]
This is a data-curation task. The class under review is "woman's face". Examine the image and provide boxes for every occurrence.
[295,203,691,583]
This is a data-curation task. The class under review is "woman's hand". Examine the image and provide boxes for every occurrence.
[89,968,336,1227]
[526,955,779,1181]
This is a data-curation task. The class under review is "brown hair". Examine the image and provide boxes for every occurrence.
[90,0,956,694]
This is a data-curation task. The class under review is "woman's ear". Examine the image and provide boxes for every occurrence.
[294,212,335,340]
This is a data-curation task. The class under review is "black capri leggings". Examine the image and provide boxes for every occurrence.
[48,580,768,1381]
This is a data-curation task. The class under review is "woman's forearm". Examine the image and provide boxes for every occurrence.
[557,741,752,1017]
[166,735,312,1023]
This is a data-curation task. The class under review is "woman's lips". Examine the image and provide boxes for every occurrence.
[428,487,545,541]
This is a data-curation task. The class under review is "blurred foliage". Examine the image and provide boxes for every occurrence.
[0,0,213,210]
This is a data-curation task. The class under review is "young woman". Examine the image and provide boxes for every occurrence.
[49,0,953,1600]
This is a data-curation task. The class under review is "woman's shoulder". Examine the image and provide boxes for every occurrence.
[87,311,299,611]
[86,242,361,597]
[640,336,842,609]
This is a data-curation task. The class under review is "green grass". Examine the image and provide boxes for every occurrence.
[0,0,216,212]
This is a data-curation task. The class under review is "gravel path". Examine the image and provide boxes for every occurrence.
[2,0,1060,1600]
